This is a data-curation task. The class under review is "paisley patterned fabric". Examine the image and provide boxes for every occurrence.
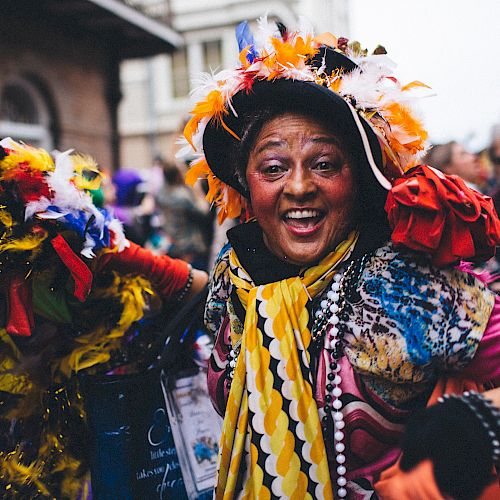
[205,241,232,339]
[206,235,495,498]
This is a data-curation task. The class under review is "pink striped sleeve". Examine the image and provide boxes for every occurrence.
[462,294,500,385]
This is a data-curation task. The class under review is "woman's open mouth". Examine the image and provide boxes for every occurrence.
[283,209,324,232]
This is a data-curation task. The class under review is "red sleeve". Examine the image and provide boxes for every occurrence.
[97,241,190,300]
[462,294,500,386]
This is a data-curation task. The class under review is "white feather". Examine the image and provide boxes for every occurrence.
[297,16,314,39]
[108,218,129,252]
[0,137,17,149]
[47,151,103,221]
[355,54,397,72]
[339,66,383,108]
[175,137,195,160]
[25,197,51,221]
[35,209,67,220]
[190,71,220,101]
[81,233,96,258]
[254,14,281,53]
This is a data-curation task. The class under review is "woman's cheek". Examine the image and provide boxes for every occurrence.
[247,175,280,215]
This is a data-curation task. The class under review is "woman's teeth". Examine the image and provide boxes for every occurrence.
[285,209,320,220]
[284,210,322,228]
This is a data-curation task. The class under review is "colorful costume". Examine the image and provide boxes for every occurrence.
[0,139,192,497]
[206,222,499,497]
[180,17,500,499]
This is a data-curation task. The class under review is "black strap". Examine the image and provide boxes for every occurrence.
[146,286,209,372]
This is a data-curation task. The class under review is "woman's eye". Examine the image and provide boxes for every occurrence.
[262,164,285,175]
[314,161,340,171]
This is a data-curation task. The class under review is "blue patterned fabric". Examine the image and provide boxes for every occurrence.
[342,243,495,405]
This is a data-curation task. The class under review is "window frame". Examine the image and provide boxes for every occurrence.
[0,77,53,149]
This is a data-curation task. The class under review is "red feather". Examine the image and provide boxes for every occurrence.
[3,165,52,203]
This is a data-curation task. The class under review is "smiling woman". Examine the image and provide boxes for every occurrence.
[246,113,356,265]
[181,17,500,500]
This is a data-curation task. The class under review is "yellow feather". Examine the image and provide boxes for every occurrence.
[0,328,21,358]
[59,273,155,375]
[401,80,431,92]
[0,448,50,497]
[0,230,47,253]
[0,358,32,395]
[73,175,102,191]
[70,153,99,174]
[185,157,211,187]
[0,210,13,229]
[0,330,32,395]
[0,140,54,175]
[71,153,103,191]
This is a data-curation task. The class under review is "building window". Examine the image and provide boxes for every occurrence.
[203,39,222,73]
[0,79,53,149]
[170,39,223,100]
[171,46,190,99]
[1,84,39,124]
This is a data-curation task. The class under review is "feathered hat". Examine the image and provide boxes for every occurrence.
[180,17,430,223]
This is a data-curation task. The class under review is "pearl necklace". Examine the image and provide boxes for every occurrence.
[312,254,370,498]
[312,270,350,498]
[226,339,241,387]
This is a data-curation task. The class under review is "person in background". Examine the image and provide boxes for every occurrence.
[426,134,500,292]
[486,126,500,213]
[424,141,483,191]
[147,155,167,198]
[0,139,207,497]
[480,127,500,291]
[156,161,210,270]
[111,168,158,246]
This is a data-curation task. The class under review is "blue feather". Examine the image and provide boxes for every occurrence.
[235,21,257,63]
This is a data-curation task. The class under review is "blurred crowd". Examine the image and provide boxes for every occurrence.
[92,124,500,282]
[93,153,234,273]
[423,126,500,203]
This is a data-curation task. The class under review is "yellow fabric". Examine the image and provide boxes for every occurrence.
[217,231,359,499]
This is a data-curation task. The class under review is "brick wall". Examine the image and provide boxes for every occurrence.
[0,12,115,169]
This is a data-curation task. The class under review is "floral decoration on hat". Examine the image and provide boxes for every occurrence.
[386,165,500,266]
[180,16,430,222]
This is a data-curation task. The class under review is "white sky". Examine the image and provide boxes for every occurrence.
[350,0,500,151]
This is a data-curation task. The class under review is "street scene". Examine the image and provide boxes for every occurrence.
[0,1,499,498]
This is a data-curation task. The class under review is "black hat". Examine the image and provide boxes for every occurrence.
[182,21,428,221]
[202,54,387,197]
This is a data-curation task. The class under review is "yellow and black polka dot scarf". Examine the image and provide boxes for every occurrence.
[216,231,358,499]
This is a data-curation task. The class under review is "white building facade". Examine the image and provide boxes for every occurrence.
[118,0,350,168]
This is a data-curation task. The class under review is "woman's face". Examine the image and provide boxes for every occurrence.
[246,113,356,265]
[448,143,481,183]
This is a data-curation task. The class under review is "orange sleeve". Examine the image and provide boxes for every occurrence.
[375,459,445,500]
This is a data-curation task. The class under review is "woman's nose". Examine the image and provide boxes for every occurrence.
[283,165,316,198]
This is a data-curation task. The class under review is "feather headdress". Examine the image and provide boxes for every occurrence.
[181,17,431,222]
[0,138,126,259]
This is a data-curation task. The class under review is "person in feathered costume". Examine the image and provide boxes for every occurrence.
[0,138,207,498]
[182,17,500,500]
